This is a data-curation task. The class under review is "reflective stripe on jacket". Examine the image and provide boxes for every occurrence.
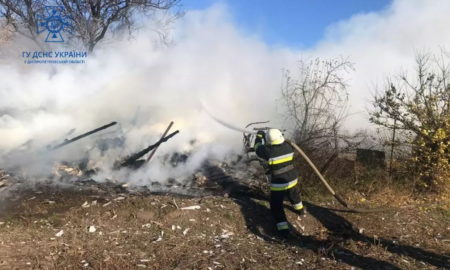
[254,140,298,189]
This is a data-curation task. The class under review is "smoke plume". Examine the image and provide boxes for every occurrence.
[1,0,450,184]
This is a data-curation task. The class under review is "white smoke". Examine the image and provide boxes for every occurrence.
[0,4,296,184]
[1,0,450,184]
[305,0,450,127]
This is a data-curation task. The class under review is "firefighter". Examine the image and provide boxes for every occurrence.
[254,128,305,238]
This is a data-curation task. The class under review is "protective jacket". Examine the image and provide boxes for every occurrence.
[254,136,298,191]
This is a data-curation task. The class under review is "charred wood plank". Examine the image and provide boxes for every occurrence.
[115,130,179,169]
[51,121,117,150]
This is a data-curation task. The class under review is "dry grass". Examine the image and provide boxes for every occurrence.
[0,184,449,270]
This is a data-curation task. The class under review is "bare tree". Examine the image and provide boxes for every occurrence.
[281,58,353,151]
[280,57,355,179]
[0,0,180,52]
[0,0,44,46]
[0,19,13,44]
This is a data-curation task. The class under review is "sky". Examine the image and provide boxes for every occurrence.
[176,0,450,128]
[182,0,392,48]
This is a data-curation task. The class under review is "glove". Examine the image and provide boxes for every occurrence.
[254,130,265,148]
[256,130,266,139]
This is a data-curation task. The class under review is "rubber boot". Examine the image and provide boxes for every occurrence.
[277,229,290,239]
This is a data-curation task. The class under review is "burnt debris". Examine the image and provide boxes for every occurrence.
[114,130,180,169]
[50,121,118,150]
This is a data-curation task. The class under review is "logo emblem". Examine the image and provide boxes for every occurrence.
[36,6,73,43]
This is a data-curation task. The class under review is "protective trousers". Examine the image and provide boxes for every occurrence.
[270,183,303,232]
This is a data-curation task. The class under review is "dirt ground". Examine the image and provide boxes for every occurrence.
[0,165,449,269]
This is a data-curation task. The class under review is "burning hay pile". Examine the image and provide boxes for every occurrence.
[0,119,268,203]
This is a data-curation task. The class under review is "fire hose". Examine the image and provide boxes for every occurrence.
[277,139,391,213]
[265,138,389,213]
[241,125,350,208]
[201,104,389,213]
[285,139,348,207]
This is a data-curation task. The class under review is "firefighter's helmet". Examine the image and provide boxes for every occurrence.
[267,128,284,145]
